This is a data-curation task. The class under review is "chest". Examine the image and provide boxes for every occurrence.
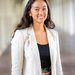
[34,32,48,44]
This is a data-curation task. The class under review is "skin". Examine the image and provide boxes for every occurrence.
[30,0,49,75]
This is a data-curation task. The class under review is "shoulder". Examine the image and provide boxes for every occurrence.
[14,28,28,37]
[11,28,28,44]
[16,28,28,34]
[48,29,58,37]
[48,29,60,44]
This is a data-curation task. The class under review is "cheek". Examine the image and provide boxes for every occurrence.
[44,12,48,19]
[31,13,37,19]
[31,11,37,18]
[46,10,48,16]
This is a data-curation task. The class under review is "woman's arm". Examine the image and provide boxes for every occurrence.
[11,30,24,75]
[56,32,63,75]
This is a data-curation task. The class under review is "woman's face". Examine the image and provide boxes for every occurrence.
[30,0,48,24]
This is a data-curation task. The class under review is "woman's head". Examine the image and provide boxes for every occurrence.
[15,0,55,31]
[29,0,48,25]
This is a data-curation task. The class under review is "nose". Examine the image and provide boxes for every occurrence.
[39,9,44,16]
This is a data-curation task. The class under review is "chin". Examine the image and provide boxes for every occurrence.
[38,21,44,24]
[37,20,45,24]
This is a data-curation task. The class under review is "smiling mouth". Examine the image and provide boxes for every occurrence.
[38,16,44,19]
[38,15,45,19]
[39,18,43,19]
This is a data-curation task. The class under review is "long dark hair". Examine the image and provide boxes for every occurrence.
[14,0,55,32]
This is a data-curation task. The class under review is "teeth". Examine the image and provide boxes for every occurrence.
[39,17,43,18]
[39,18,43,19]
[38,16,43,18]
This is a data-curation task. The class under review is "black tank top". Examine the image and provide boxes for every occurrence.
[37,43,51,68]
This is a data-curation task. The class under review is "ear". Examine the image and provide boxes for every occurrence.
[29,13,31,16]
[29,11,31,16]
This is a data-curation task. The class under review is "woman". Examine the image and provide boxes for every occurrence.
[11,0,63,75]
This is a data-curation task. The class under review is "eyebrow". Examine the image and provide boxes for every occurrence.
[33,6,47,8]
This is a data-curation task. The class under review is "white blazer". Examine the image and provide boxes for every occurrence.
[11,25,63,75]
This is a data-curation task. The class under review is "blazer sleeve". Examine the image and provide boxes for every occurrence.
[56,32,63,75]
[11,30,24,75]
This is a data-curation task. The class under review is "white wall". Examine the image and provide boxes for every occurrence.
[0,0,24,55]
[0,0,15,55]
[72,0,75,35]
[49,0,63,29]
[50,0,74,35]
[62,0,74,35]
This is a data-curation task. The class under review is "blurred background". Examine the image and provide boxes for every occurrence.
[0,0,75,75]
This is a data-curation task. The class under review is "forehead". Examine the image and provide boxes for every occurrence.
[31,0,47,8]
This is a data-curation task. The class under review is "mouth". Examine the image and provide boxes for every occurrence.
[38,15,45,19]
[37,15,46,22]
[38,16,44,19]
[38,18,43,20]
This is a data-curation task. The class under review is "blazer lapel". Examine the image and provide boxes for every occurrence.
[28,26,42,75]
[46,27,57,68]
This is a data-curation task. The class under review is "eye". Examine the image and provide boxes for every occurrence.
[43,8,47,11]
[35,9,39,11]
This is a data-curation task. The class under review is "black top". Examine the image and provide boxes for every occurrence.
[37,43,51,69]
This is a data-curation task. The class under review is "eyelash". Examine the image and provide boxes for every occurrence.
[35,8,46,11]
[43,8,46,10]
[35,9,39,11]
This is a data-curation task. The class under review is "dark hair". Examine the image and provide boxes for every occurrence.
[14,0,55,32]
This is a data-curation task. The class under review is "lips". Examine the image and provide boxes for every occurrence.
[38,16,44,19]
[37,15,46,22]
[38,15,45,19]
[38,17,43,19]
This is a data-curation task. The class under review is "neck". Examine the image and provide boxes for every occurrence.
[32,22,46,33]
